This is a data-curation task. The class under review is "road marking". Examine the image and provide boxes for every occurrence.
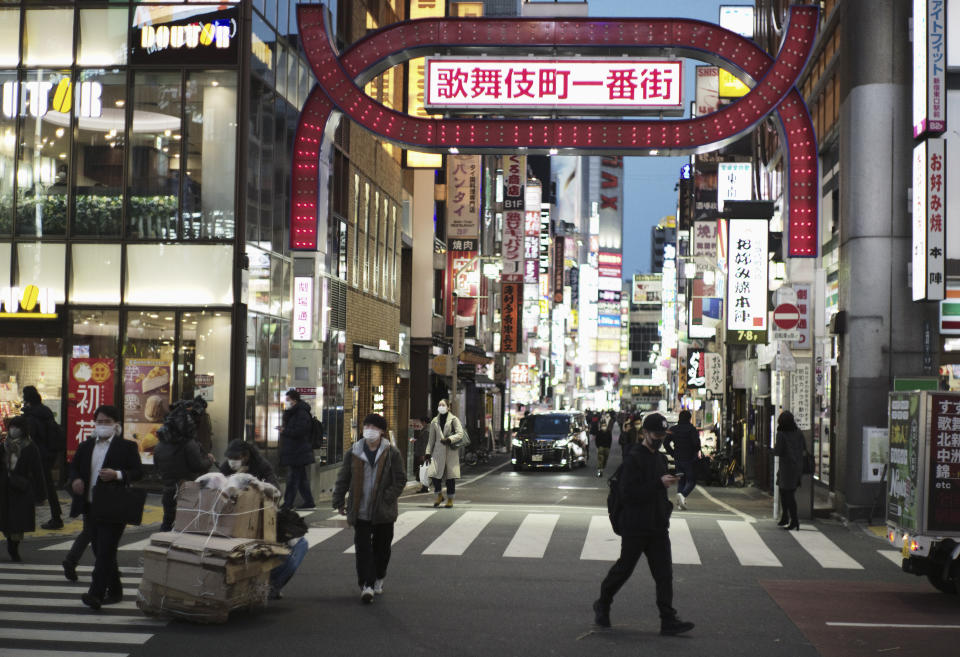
[118,538,151,552]
[0,564,142,575]
[788,528,862,569]
[503,514,559,558]
[0,583,146,595]
[456,460,511,487]
[305,527,343,548]
[694,487,756,523]
[669,518,701,565]
[878,549,902,566]
[0,597,139,611]
[826,622,960,629]
[423,511,497,556]
[718,520,781,567]
[579,515,621,561]
[0,628,153,644]
[0,610,165,626]
[344,510,436,553]
[40,539,82,551]
[0,650,127,657]
[0,573,144,584]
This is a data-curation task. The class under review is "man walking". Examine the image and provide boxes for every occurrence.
[665,410,701,511]
[593,413,695,636]
[21,386,64,529]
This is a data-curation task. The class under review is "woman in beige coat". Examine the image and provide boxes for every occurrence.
[424,399,468,508]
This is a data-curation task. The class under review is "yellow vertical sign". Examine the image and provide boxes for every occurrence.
[405,0,446,168]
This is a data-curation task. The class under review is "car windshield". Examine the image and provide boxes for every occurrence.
[526,415,570,435]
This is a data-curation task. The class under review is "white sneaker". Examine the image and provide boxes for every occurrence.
[361,586,375,603]
[374,579,384,595]
[676,493,687,510]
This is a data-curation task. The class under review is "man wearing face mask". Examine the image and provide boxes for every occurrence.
[424,399,468,508]
[68,405,143,611]
[332,413,406,604]
[219,439,279,486]
[279,389,316,511]
[593,413,695,637]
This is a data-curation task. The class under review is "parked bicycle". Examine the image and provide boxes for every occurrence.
[462,442,490,467]
[710,437,744,487]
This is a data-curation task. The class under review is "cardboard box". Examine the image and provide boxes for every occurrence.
[173,483,277,542]
[138,578,268,624]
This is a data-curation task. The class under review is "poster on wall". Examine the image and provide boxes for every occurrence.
[887,392,921,532]
[66,358,115,458]
[861,426,889,483]
[123,359,172,465]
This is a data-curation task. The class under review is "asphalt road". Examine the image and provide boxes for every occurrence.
[2,446,959,657]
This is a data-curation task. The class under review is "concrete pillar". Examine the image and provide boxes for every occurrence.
[836,0,937,517]
[411,169,436,340]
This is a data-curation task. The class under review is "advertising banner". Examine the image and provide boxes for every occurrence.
[718,162,752,212]
[446,154,481,249]
[695,66,719,116]
[790,361,811,430]
[912,137,946,301]
[131,5,239,66]
[692,220,719,260]
[446,249,479,327]
[552,236,565,304]
[705,352,724,394]
[501,155,525,282]
[913,0,946,137]
[928,394,960,532]
[66,358,115,458]
[500,282,522,353]
[888,392,922,532]
[726,218,768,342]
[123,359,172,464]
[686,350,706,388]
[632,274,661,305]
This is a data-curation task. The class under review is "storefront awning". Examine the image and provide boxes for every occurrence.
[458,350,493,365]
[355,344,400,364]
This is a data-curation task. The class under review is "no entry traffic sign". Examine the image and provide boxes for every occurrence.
[773,303,801,330]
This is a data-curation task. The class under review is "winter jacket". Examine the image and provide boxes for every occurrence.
[279,400,316,467]
[665,421,701,462]
[0,437,45,534]
[774,430,806,491]
[332,439,405,526]
[154,435,213,483]
[21,403,62,465]
[615,443,673,537]
[219,441,279,487]
[425,412,468,481]
[619,426,638,450]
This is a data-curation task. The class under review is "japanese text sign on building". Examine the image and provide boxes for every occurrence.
[687,350,706,388]
[66,358,115,458]
[790,284,812,350]
[446,154,481,250]
[912,138,946,301]
[705,352,724,394]
[500,282,522,353]
[913,0,946,137]
[293,276,313,341]
[692,220,719,260]
[790,361,812,431]
[726,219,768,335]
[501,155,525,283]
[929,394,960,532]
[425,57,682,112]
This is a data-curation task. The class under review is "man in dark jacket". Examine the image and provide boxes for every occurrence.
[69,405,143,610]
[594,413,612,478]
[153,401,215,531]
[21,386,64,529]
[593,413,694,637]
[280,389,316,510]
[220,439,279,487]
[665,410,701,510]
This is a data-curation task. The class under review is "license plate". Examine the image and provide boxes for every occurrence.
[532,454,543,462]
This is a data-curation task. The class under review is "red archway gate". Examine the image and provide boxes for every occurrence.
[291,5,819,257]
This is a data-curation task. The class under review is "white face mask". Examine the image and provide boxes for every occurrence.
[363,428,381,443]
[94,424,115,439]
[8,427,23,439]
[437,405,448,415]
[285,400,294,410]
[227,458,244,471]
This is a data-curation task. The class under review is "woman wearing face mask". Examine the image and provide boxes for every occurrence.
[332,413,406,604]
[219,439,279,487]
[0,416,46,562]
[424,398,468,508]
[279,389,316,511]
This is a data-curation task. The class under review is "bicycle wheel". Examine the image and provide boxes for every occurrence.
[463,450,478,466]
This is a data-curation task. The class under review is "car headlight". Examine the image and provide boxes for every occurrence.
[553,439,569,448]
[511,438,523,447]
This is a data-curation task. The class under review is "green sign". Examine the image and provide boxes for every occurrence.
[893,377,939,391]
[887,392,922,531]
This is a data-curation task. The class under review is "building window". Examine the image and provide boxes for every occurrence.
[0,71,14,236]
[122,311,177,464]
[70,243,121,304]
[178,310,232,452]
[371,189,380,296]
[78,8,128,68]
[362,181,370,291]
[23,9,73,68]
[352,173,359,286]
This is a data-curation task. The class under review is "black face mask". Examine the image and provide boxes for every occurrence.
[649,438,663,451]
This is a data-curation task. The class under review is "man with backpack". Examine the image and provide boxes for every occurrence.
[594,412,695,637]
[21,386,65,530]
[153,400,215,532]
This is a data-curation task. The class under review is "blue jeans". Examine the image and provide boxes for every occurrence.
[270,537,308,592]
[677,459,697,497]
[283,465,315,509]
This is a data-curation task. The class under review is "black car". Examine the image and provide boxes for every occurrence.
[511,411,589,471]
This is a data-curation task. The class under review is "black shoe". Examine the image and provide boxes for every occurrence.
[787,522,800,531]
[660,617,695,636]
[593,600,611,628]
[41,518,64,530]
[62,560,78,582]
[776,516,789,527]
[6,540,21,562]
[102,591,123,605]
[81,593,102,611]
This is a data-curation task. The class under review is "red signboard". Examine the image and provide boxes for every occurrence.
[66,358,115,458]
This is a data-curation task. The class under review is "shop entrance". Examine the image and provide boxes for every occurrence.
[0,318,65,427]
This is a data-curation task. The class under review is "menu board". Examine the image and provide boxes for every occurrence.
[123,359,172,465]
[928,394,960,532]
[888,392,921,531]
[66,358,115,458]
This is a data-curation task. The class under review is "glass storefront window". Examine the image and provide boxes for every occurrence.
[78,8,128,67]
[247,244,271,314]
[183,71,237,240]
[125,243,233,305]
[0,9,20,67]
[0,71,14,236]
[178,310,232,456]
[123,311,176,464]
[0,336,64,428]
[245,312,289,449]
[73,69,126,237]
[17,242,65,305]
[23,9,73,67]
[251,14,275,86]
[70,243,121,304]
[128,71,181,240]
[16,70,71,237]
[0,242,9,289]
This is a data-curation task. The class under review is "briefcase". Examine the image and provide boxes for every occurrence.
[92,484,147,525]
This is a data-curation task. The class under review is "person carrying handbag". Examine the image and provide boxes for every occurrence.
[423,399,468,508]
[68,405,143,611]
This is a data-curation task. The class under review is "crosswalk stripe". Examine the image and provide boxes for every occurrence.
[0,610,165,626]
[118,538,152,552]
[423,511,497,556]
[0,583,139,595]
[789,528,862,569]
[0,564,142,575]
[344,510,436,554]
[40,540,80,552]
[0,628,152,644]
[305,527,343,547]
[579,516,620,561]
[669,519,701,565]
[503,514,559,558]
[0,573,143,583]
[718,520,782,567]
[0,650,128,657]
[878,549,902,566]
[0,597,139,611]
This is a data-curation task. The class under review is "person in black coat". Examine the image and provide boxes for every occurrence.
[279,389,315,510]
[153,401,215,531]
[68,405,143,610]
[21,386,64,529]
[774,410,806,530]
[593,413,694,637]
[665,410,702,510]
[1,416,46,561]
[220,439,279,487]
